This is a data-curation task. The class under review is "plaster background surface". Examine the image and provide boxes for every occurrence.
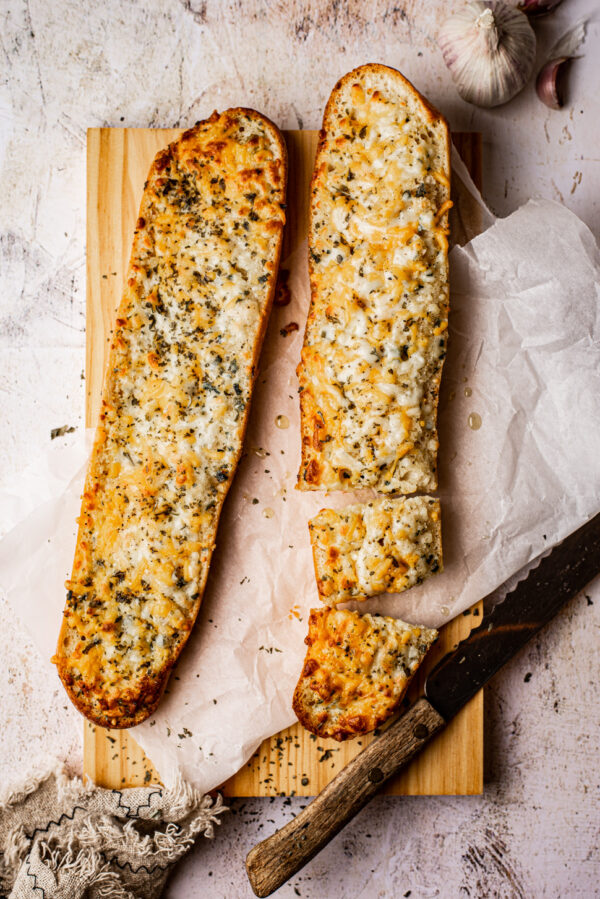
[0,1,598,896]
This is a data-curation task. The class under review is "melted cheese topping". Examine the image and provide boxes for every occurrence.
[309,496,442,604]
[55,110,286,726]
[298,66,450,493]
[293,607,437,741]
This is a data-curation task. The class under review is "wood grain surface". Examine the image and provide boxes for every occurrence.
[84,128,484,797]
[246,698,447,897]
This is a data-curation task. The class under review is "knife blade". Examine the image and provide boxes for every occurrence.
[426,509,600,720]
[246,512,600,897]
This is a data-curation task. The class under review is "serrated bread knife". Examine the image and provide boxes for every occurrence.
[246,512,600,897]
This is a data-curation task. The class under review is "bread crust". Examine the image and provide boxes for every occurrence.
[298,63,451,493]
[55,109,287,728]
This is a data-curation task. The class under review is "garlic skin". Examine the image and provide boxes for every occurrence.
[438,1,537,108]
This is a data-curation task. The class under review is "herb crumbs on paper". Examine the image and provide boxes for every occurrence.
[51,425,76,439]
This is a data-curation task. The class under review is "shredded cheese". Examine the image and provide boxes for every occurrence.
[292,607,438,741]
[54,110,286,727]
[298,65,451,493]
[309,496,442,604]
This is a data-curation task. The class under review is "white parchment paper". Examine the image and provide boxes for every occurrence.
[1,163,599,792]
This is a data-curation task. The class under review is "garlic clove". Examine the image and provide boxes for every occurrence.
[517,0,564,17]
[535,20,588,110]
[439,1,537,108]
[536,57,569,109]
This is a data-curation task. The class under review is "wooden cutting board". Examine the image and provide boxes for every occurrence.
[83,128,484,796]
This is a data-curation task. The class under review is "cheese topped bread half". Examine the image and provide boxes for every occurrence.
[309,495,442,604]
[54,110,287,728]
[293,607,438,741]
[297,64,451,493]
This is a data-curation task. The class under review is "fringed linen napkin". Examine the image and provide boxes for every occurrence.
[0,761,226,898]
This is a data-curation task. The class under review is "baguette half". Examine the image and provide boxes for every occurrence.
[298,64,451,493]
[54,110,287,728]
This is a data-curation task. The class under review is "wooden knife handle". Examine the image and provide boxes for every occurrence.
[245,698,445,897]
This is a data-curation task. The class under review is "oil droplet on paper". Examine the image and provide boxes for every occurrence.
[262,507,275,519]
[464,387,472,397]
[468,412,482,431]
[275,414,289,429]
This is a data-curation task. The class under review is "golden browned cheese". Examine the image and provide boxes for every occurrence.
[54,110,287,728]
[298,64,451,493]
[293,608,438,741]
[309,496,442,604]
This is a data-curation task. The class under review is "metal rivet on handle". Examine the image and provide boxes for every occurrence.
[368,767,384,783]
[414,724,429,740]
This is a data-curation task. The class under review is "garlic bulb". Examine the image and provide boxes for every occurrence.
[438,1,537,107]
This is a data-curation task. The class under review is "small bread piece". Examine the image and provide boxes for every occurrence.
[293,608,438,741]
[309,496,442,604]
[298,64,451,493]
[54,110,287,728]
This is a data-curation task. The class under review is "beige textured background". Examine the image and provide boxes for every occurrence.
[1,1,599,896]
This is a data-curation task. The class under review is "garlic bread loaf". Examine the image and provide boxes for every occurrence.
[298,64,451,493]
[54,110,287,728]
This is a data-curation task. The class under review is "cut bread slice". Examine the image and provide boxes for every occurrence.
[309,495,442,604]
[297,63,451,493]
[293,607,438,741]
